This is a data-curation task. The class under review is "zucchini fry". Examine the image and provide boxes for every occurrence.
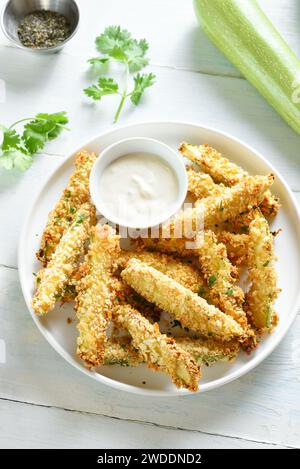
[197,231,248,328]
[121,259,245,342]
[135,237,201,258]
[245,210,280,331]
[75,224,120,367]
[176,337,240,366]
[215,232,250,266]
[103,337,142,367]
[187,168,225,199]
[103,336,240,367]
[116,250,205,294]
[32,203,93,316]
[180,142,280,218]
[113,305,201,391]
[168,174,274,235]
[37,150,97,265]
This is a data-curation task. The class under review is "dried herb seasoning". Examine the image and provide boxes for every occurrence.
[18,10,71,49]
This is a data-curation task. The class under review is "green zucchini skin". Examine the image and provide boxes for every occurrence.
[194,0,300,134]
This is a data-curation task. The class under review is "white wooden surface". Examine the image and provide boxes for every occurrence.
[0,0,299,449]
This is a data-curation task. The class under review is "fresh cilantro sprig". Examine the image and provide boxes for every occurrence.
[84,26,156,123]
[0,112,69,171]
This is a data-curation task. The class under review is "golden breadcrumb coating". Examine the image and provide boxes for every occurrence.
[103,336,240,367]
[32,204,93,316]
[176,337,240,366]
[198,231,247,327]
[179,142,280,218]
[103,337,142,367]
[245,210,280,331]
[37,150,97,265]
[113,305,201,391]
[135,237,200,258]
[112,276,162,324]
[116,250,205,294]
[168,174,274,235]
[215,231,250,266]
[121,259,245,341]
[75,224,120,368]
[187,168,225,199]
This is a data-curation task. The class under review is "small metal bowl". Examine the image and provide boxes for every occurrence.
[1,0,80,53]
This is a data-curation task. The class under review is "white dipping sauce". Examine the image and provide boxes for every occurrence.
[99,152,179,227]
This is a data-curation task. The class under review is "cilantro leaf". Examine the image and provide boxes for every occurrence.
[0,149,32,171]
[0,112,69,171]
[84,77,119,101]
[1,128,21,151]
[96,26,132,58]
[86,26,155,122]
[87,57,110,66]
[22,112,69,151]
[130,72,155,105]
[126,39,149,72]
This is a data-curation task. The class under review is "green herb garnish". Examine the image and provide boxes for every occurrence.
[0,112,69,171]
[84,26,156,123]
[208,275,217,287]
[263,260,270,267]
[75,214,87,226]
[226,288,234,295]
[198,286,207,297]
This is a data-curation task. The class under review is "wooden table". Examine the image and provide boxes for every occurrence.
[0,0,299,449]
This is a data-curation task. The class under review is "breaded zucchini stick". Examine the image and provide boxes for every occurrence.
[121,259,245,342]
[103,336,240,367]
[215,231,250,266]
[197,231,248,329]
[37,150,97,265]
[113,305,201,391]
[180,143,280,218]
[116,250,205,294]
[168,174,274,235]
[176,337,240,366]
[187,168,225,199]
[75,225,120,367]
[135,237,200,258]
[32,203,93,316]
[245,210,280,331]
[103,338,142,367]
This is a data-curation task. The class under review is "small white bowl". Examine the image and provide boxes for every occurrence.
[89,137,188,229]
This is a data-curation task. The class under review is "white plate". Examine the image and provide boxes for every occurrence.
[19,121,300,397]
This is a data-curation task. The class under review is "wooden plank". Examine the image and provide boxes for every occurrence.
[0,266,299,447]
[0,399,286,449]
[0,0,298,77]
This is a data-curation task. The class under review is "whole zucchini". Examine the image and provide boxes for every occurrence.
[194,0,300,134]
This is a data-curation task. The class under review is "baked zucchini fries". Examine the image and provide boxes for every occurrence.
[32,203,93,316]
[180,142,280,218]
[121,259,245,342]
[37,150,97,265]
[103,336,240,368]
[169,174,274,235]
[246,210,280,331]
[113,305,201,391]
[75,224,120,367]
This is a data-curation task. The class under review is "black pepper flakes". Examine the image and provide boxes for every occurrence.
[18,10,71,49]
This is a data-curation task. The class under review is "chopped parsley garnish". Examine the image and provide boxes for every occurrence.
[208,275,217,287]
